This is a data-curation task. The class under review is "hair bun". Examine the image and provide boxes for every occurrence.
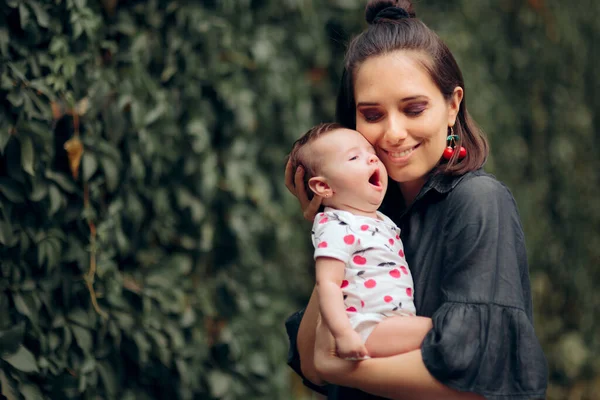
[365,0,416,24]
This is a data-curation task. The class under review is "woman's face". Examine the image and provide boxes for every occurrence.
[354,51,463,188]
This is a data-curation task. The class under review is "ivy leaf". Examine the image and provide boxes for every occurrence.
[0,219,13,246]
[101,157,119,192]
[97,361,117,397]
[48,184,63,216]
[0,27,8,57]
[28,2,50,28]
[0,178,24,203]
[18,3,30,29]
[82,153,98,182]
[0,369,19,400]
[45,170,78,193]
[20,384,44,400]
[1,345,39,373]
[71,325,92,353]
[0,321,26,356]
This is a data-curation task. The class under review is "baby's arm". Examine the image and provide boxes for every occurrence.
[315,256,368,360]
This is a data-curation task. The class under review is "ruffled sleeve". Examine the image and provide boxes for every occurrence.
[421,175,548,400]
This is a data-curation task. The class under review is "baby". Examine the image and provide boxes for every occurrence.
[288,123,432,360]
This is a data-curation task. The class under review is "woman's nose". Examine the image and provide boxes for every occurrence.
[383,117,408,145]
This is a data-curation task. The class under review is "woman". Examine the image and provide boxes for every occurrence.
[284,0,548,399]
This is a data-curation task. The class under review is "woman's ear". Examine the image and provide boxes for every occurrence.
[308,176,332,198]
[447,86,464,126]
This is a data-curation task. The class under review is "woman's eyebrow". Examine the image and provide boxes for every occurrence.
[356,95,429,107]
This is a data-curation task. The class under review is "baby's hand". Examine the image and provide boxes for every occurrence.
[335,331,369,360]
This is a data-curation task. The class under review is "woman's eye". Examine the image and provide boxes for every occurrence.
[360,110,382,122]
[405,106,426,116]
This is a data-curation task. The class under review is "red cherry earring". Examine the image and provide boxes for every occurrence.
[442,127,467,161]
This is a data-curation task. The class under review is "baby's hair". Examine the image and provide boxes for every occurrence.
[288,122,344,200]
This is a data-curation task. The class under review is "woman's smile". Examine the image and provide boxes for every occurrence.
[381,143,422,163]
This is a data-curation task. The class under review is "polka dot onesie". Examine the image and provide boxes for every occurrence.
[312,207,416,342]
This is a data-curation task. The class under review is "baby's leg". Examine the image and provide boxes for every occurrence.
[364,316,432,358]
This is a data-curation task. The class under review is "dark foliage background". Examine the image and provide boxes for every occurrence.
[0,1,598,399]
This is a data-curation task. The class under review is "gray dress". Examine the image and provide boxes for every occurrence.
[285,169,548,400]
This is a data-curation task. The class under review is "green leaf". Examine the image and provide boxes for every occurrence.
[0,178,24,203]
[28,177,48,202]
[48,184,63,216]
[67,309,92,328]
[27,2,50,28]
[13,294,36,323]
[0,369,19,400]
[20,136,34,176]
[1,345,39,373]
[207,370,231,398]
[0,127,11,154]
[101,157,119,192]
[45,170,78,193]
[6,91,23,107]
[97,361,117,397]
[0,219,13,246]
[0,321,26,356]
[82,153,98,181]
[71,325,92,353]
[0,28,8,57]
[18,3,30,29]
[20,384,43,400]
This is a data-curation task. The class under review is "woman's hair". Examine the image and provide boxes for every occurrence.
[336,0,488,175]
[288,122,344,200]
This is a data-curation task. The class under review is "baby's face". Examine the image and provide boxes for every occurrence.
[311,129,388,214]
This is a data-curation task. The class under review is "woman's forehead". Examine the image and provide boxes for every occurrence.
[354,51,438,102]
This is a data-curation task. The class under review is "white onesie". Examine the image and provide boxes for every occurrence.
[312,207,416,342]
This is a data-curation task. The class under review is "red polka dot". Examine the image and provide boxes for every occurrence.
[400,266,408,275]
[388,238,394,245]
[319,217,328,224]
[364,279,376,289]
[398,249,404,257]
[361,300,365,308]
[340,280,349,288]
[346,307,357,312]
[389,269,401,278]
[406,288,413,297]
[396,234,400,240]
[344,234,355,245]
[360,225,369,231]
[384,295,393,303]
[318,241,328,248]
[353,255,367,265]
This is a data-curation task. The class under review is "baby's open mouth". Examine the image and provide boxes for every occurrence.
[369,169,381,188]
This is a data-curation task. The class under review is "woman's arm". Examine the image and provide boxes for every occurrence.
[314,322,484,400]
[296,287,324,386]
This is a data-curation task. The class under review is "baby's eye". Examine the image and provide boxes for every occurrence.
[349,155,358,161]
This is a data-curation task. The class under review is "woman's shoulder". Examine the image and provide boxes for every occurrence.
[449,170,516,206]
[444,170,520,222]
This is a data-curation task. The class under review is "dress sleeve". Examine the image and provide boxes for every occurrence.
[420,176,548,400]
[285,308,330,396]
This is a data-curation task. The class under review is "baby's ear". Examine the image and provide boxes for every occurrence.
[308,176,332,198]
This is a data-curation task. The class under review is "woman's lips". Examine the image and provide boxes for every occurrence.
[383,143,421,161]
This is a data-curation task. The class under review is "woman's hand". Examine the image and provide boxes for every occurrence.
[285,159,322,221]
[313,317,358,385]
